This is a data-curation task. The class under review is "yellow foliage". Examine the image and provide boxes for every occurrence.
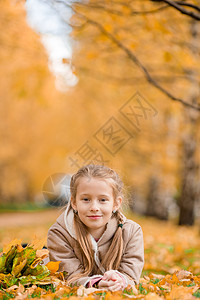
[3,239,22,253]
[46,261,60,274]
[104,24,112,32]
[166,285,197,300]
[28,236,46,251]
[11,258,27,277]
[153,20,171,34]
[86,52,98,59]
[163,52,173,62]
[1,0,200,210]
[0,212,200,299]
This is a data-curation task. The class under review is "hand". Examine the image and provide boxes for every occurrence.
[98,270,125,291]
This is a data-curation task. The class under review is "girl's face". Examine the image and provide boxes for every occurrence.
[71,177,122,239]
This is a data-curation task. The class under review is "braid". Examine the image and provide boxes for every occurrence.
[117,210,124,226]
[101,211,124,270]
[67,213,94,285]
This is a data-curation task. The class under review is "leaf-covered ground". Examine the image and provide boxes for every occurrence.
[0,210,199,299]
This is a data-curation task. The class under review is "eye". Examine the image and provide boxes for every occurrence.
[100,198,107,202]
[82,198,89,202]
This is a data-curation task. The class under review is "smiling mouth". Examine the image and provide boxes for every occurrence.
[87,215,102,219]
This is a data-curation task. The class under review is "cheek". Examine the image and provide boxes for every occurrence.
[77,202,87,212]
[104,205,113,215]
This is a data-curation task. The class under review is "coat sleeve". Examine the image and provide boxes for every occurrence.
[47,223,92,286]
[118,222,144,286]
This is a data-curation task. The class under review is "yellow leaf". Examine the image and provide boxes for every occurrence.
[172,273,180,283]
[11,258,27,276]
[72,69,77,76]
[3,239,22,253]
[46,261,60,274]
[154,21,170,34]
[0,274,5,280]
[17,244,24,252]
[169,285,195,300]
[104,24,112,32]
[36,249,49,260]
[4,285,19,292]
[30,257,43,268]
[163,51,172,62]
[86,52,97,59]
[121,6,131,15]
[129,43,136,50]
[176,270,192,280]
[28,236,46,250]
[145,292,163,300]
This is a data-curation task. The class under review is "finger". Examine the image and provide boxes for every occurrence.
[113,283,124,291]
[102,276,117,282]
[102,273,112,281]
[104,270,115,277]
[99,279,119,288]
[108,283,123,291]
[98,280,112,288]
[103,273,118,281]
[110,274,118,281]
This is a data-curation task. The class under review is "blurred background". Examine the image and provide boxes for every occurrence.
[0,0,200,256]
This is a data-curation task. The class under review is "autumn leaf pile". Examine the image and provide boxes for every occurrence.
[0,239,63,299]
[0,213,200,299]
[0,238,199,300]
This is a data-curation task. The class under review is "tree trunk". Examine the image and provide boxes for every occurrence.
[178,136,198,225]
[146,175,168,220]
[178,20,200,226]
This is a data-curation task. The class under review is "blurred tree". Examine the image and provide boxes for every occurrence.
[151,0,200,21]
[146,175,168,220]
[2,0,200,228]
[68,0,200,110]
[0,0,88,205]
[64,0,200,225]
[178,21,200,225]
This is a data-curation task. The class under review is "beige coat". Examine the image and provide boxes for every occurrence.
[47,204,144,287]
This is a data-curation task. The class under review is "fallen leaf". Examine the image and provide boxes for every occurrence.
[145,292,164,299]
[168,285,196,300]
[46,261,60,274]
[36,249,49,260]
[3,239,22,253]
[28,236,46,250]
[176,270,193,280]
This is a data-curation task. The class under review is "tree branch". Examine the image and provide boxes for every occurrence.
[81,16,200,111]
[54,0,200,110]
[176,1,200,12]
[79,66,199,85]
[153,0,200,20]
[54,0,169,16]
[72,1,169,16]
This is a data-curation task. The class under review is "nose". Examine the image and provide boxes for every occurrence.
[89,200,99,211]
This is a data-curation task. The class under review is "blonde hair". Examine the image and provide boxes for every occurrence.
[68,164,124,284]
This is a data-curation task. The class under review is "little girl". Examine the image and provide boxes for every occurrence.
[47,164,144,291]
